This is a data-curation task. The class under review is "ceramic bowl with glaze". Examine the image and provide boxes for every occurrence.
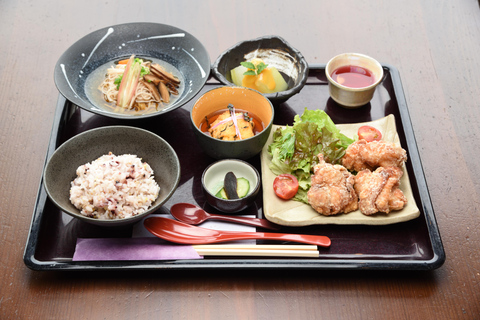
[325,53,384,108]
[43,126,181,227]
[190,86,274,160]
[212,35,308,105]
[202,159,260,213]
[54,22,210,119]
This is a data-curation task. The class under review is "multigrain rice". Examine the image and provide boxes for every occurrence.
[69,153,160,220]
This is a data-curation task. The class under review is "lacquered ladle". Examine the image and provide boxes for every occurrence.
[144,217,331,247]
[170,203,281,230]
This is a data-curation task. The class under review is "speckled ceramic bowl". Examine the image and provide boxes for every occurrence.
[43,126,181,227]
[190,86,274,160]
[325,53,384,108]
[212,35,308,105]
[54,22,210,120]
[202,159,260,213]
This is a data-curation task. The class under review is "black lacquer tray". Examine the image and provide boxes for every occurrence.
[23,65,445,271]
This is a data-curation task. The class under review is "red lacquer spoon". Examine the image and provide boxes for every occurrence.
[170,203,281,230]
[144,217,331,247]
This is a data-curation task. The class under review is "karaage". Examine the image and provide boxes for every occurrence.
[307,154,358,216]
[342,139,407,172]
[354,166,407,215]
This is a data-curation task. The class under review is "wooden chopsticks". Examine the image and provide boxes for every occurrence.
[192,244,319,257]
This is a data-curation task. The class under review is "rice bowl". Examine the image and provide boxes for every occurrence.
[43,125,181,227]
[70,153,160,220]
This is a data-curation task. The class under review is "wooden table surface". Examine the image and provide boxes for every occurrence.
[1,0,479,319]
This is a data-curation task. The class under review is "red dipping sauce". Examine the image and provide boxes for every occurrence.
[331,65,375,88]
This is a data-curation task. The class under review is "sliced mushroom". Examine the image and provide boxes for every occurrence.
[135,102,148,111]
[166,82,179,95]
[144,74,162,86]
[158,82,170,103]
[143,80,161,102]
[150,64,181,85]
[150,68,172,84]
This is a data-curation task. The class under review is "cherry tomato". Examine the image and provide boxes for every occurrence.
[273,174,299,200]
[358,125,382,142]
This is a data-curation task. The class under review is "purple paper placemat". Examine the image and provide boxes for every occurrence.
[72,237,203,261]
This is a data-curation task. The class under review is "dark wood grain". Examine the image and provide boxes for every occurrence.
[1,0,479,319]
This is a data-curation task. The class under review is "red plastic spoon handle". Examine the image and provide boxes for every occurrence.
[144,217,331,248]
[216,231,331,247]
[208,214,281,230]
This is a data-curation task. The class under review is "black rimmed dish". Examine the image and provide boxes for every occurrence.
[43,126,181,227]
[202,159,261,213]
[54,22,210,120]
[212,35,309,105]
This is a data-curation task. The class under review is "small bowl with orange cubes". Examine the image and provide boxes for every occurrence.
[212,35,309,105]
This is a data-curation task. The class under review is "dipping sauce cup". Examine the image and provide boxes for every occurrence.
[325,53,384,108]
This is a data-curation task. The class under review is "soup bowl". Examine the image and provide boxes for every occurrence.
[325,53,384,108]
[54,22,210,119]
[190,86,274,160]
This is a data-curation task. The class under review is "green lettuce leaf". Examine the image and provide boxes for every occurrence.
[294,108,354,149]
[268,108,355,203]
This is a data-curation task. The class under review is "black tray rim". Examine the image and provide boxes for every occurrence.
[23,64,446,271]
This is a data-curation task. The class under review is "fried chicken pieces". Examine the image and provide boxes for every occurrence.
[342,140,407,172]
[308,140,408,216]
[354,166,407,215]
[307,155,358,216]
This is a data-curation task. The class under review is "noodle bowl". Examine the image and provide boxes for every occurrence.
[99,62,159,112]
[97,56,183,114]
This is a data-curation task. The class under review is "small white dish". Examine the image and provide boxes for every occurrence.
[202,159,260,213]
